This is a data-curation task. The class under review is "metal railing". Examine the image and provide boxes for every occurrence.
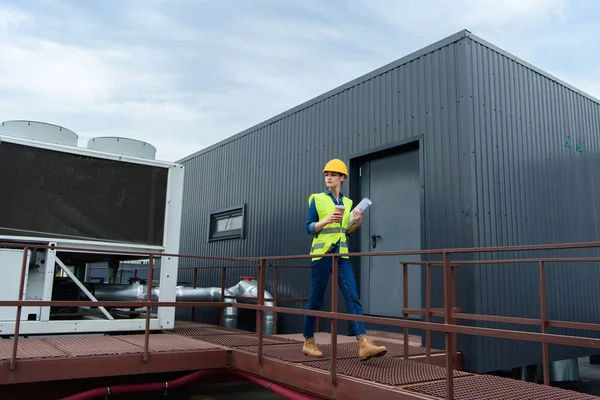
[2,241,600,399]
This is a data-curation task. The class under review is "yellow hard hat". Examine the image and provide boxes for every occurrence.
[323,159,348,177]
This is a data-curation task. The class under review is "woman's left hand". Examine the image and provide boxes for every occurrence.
[352,209,363,226]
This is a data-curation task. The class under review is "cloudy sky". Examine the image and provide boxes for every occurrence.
[0,0,598,162]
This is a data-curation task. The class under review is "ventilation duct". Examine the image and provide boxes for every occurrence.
[91,279,274,334]
[227,278,275,335]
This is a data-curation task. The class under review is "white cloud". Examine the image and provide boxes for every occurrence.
[463,0,569,25]
[361,0,571,30]
[0,8,29,30]
[0,40,118,105]
[0,0,597,162]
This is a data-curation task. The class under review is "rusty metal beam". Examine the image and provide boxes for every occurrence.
[230,303,600,349]
[452,257,600,264]
[143,255,154,362]
[4,238,600,397]
[403,263,409,361]
[331,255,338,386]
[0,349,230,385]
[403,308,462,317]
[231,350,434,400]
[11,247,29,371]
[5,239,600,261]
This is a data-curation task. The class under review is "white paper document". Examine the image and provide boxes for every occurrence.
[349,197,372,227]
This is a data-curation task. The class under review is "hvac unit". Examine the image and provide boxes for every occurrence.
[0,121,184,336]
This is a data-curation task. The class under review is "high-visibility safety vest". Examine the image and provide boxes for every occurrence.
[308,192,353,261]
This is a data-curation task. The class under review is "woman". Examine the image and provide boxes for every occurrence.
[302,158,387,361]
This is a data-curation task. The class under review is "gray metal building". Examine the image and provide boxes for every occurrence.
[176,30,600,374]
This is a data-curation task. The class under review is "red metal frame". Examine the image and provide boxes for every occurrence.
[0,349,229,385]
[11,246,29,371]
[231,350,433,400]
[3,241,600,399]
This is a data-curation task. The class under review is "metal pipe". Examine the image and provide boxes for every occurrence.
[92,282,144,301]
[92,283,238,329]
[91,277,275,333]
[226,278,275,335]
[172,286,237,329]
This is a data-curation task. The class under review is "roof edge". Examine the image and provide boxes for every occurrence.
[178,29,471,163]
[464,31,600,106]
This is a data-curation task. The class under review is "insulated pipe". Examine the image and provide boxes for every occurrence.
[91,279,273,332]
[227,279,275,335]
[59,368,322,400]
[92,283,238,328]
[171,286,237,329]
[92,282,144,302]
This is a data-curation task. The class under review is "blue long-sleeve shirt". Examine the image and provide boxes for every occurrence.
[306,189,348,254]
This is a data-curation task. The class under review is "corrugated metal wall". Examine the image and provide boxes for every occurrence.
[176,30,600,373]
[177,31,476,338]
[461,35,600,372]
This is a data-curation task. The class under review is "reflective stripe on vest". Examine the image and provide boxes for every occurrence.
[319,227,348,234]
[308,192,353,260]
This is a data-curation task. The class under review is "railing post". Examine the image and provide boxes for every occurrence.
[331,255,338,385]
[220,266,226,326]
[539,260,549,385]
[451,264,458,358]
[426,262,431,364]
[273,265,279,334]
[443,251,454,400]
[143,255,154,363]
[403,263,409,360]
[192,267,198,321]
[11,246,29,371]
[257,259,266,365]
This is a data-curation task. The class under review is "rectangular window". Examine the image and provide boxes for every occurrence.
[208,204,245,241]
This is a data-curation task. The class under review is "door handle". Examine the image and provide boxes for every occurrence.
[371,234,381,249]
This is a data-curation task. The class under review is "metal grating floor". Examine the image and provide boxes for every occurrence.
[1,333,226,361]
[43,336,144,357]
[301,357,471,386]
[0,338,67,360]
[237,340,443,363]
[237,343,356,362]
[170,321,252,336]
[402,374,599,400]
[170,326,253,337]
[189,334,300,348]
[169,321,302,347]
[114,334,219,352]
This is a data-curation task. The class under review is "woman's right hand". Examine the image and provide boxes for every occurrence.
[326,211,343,224]
[314,211,343,233]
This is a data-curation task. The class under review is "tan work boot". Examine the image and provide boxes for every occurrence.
[358,336,387,361]
[302,337,323,358]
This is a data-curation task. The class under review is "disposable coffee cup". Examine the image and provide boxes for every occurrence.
[334,205,345,223]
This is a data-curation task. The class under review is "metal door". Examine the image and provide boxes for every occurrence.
[358,149,422,317]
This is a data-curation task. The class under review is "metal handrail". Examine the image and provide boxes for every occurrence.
[2,241,600,399]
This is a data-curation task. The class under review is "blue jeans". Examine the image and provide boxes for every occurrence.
[303,256,367,339]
